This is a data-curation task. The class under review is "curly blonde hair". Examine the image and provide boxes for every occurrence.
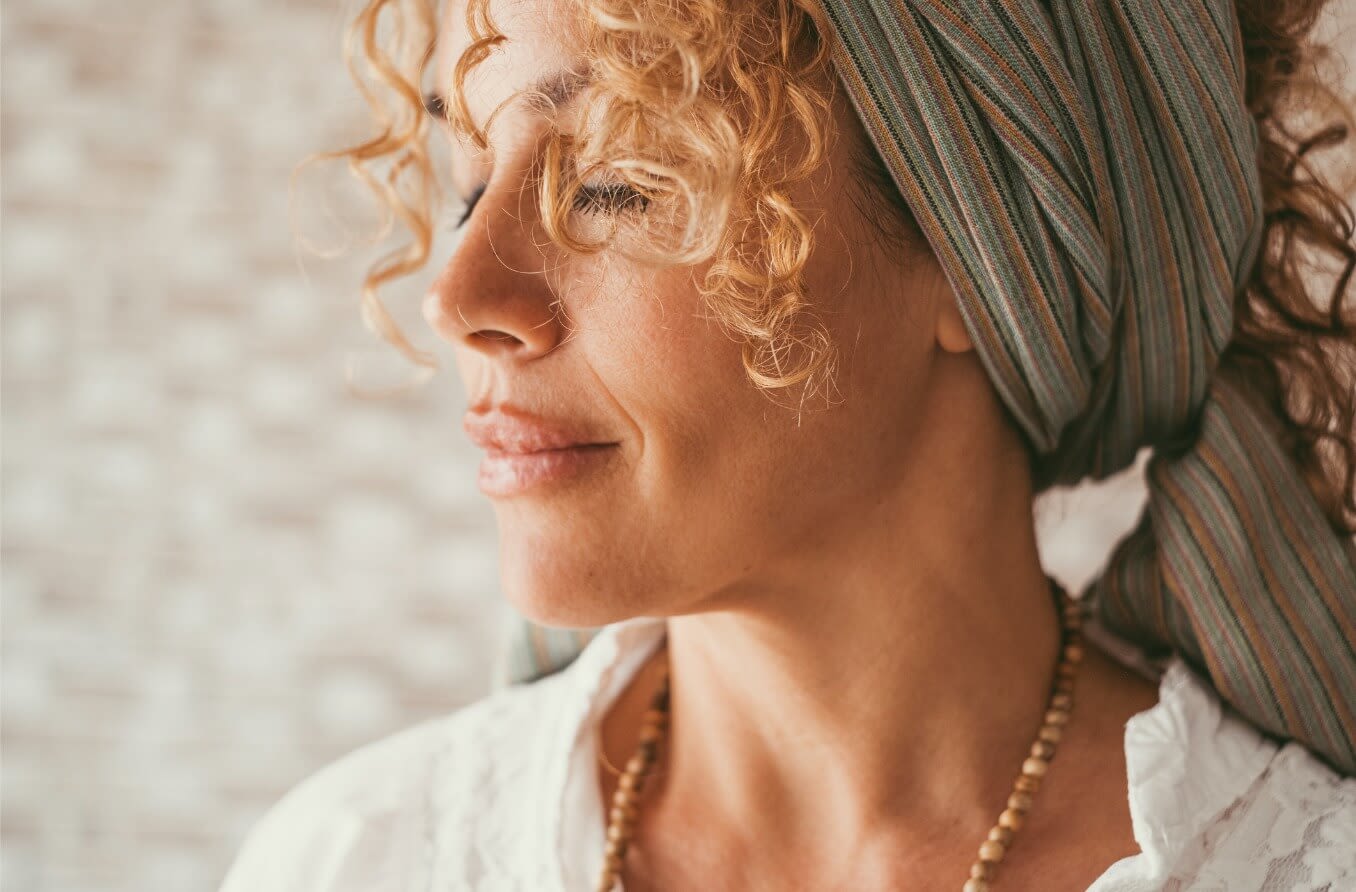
[304,0,1356,534]
[305,0,845,402]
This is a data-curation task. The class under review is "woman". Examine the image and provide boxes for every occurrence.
[222,0,1356,888]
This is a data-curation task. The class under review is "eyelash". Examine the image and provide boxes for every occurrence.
[452,184,486,229]
[450,181,651,230]
[570,182,652,217]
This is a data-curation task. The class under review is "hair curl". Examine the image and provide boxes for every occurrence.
[308,0,1356,533]
[1229,0,1356,534]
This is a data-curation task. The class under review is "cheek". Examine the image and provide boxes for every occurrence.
[497,254,933,623]
[579,270,855,564]
[586,265,738,430]
[490,265,763,623]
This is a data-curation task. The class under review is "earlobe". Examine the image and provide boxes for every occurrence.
[936,295,974,354]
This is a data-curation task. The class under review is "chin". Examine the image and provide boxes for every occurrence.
[495,531,649,630]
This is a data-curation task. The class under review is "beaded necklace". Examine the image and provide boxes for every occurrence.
[596,579,1084,892]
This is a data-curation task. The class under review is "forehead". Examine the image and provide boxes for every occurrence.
[434,0,586,131]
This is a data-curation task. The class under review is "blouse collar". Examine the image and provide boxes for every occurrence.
[541,613,1278,890]
[552,615,668,892]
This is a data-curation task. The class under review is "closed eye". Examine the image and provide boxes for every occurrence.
[453,183,486,229]
[570,182,651,217]
[449,181,651,231]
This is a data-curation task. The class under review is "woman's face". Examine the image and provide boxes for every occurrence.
[427,0,962,627]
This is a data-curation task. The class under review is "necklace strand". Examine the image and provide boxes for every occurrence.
[595,579,1083,892]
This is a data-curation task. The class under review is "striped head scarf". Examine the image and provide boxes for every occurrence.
[495,0,1356,773]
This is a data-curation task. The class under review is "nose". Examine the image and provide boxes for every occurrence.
[422,184,566,360]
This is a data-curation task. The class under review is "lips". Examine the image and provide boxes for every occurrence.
[464,405,621,497]
[462,406,617,454]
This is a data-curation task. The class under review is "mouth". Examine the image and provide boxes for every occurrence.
[476,442,621,498]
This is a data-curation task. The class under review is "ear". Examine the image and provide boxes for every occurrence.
[935,292,974,354]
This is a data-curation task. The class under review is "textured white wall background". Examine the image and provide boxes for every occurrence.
[1,2,1351,891]
[2,3,508,890]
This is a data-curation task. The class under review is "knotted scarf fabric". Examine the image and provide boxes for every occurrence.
[497,0,1356,773]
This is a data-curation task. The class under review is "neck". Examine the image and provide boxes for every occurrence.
[620,354,1067,876]
[663,489,1058,844]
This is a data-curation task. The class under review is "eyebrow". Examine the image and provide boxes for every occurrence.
[423,66,591,122]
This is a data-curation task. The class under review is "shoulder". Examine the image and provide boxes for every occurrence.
[1125,657,1356,889]
[1207,740,1356,889]
[218,676,568,892]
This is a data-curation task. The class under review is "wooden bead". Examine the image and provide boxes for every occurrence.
[1022,756,1049,777]
[605,837,627,858]
[988,825,1014,845]
[605,851,624,873]
[618,773,639,792]
[1039,724,1063,744]
[1044,708,1070,726]
[607,822,628,842]
[610,803,637,825]
[1008,790,1033,812]
[970,861,995,880]
[1014,775,1040,794]
[963,879,989,892]
[625,753,649,775]
[998,807,1024,830]
[1030,740,1055,759]
[979,839,1006,862]
[1063,643,1084,663]
[1050,693,1073,711]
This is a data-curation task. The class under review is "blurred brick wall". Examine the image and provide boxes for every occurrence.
[2,3,508,890]
[1,3,1351,892]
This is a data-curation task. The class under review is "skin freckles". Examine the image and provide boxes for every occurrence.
[427,1,957,628]
[425,2,1160,888]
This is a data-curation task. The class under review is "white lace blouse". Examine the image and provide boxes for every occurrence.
[219,614,1356,891]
